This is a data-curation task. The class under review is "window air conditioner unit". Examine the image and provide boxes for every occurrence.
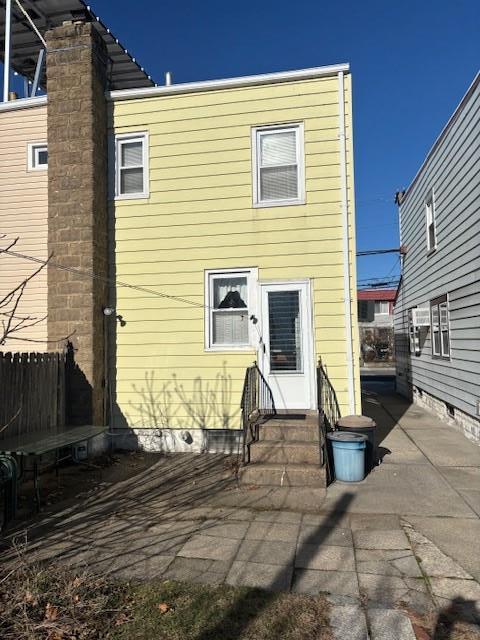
[412,308,430,327]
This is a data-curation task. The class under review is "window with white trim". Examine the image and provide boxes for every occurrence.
[408,308,420,355]
[27,142,48,170]
[425,190,436,252]
[431,295,450,358]
[374,301,389,316]
[115,133,149,198]
[205,269,256,349]
[252,124,304,206]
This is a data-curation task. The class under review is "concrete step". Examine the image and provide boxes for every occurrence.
[264,414,318,428]
[259,423,319,442]
[239,462,326,487]
[249,441,321,465]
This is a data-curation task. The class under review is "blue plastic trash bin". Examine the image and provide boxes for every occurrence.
[336,415,377,473]
[327,432,367,482]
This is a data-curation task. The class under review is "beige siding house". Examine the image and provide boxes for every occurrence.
[0,98,49,351]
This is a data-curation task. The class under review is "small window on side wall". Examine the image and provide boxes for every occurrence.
[425,190,436,252]
[115,133,149,199]
[374,301,389,316]
[27,142,48,170]
[205,269,256,350]
[431,295,450,359]
[252,124,305,207]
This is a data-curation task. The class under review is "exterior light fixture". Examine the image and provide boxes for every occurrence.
[103,307,115,316]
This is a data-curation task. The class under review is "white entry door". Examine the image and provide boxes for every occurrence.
[259,281,315,411]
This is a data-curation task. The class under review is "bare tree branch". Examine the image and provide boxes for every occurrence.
[0,253,51,309]
[0,244,52,345]
[0,406,22,435]
[0,235,19,254]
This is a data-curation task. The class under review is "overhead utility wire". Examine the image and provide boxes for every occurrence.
[2,247,208,309]
[13,0,47,47]
[1,247,214,312]
[2,245,401,316]
[356,248,400,257]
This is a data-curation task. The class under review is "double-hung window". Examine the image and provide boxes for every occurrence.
[205,269,256,350]
[252,124,304,206]
[431,295,450,358]
[425,190,436,252]
[115,133,149,198]
[27,142,48,170]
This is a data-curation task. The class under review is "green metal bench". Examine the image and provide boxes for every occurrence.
[0,425,106,514]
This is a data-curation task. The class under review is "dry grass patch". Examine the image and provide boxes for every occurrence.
[0,544,332,640]
[114,580,333,640]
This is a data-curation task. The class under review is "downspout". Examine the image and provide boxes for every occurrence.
[3,0,12,102]
[338,70,355,414]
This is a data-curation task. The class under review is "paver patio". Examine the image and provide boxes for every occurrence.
[2,382,480,638]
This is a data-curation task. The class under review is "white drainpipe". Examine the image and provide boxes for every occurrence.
[338,70,355,414]
[3,0,12,103]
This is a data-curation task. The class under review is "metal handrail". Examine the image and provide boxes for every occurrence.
[240,361,276,463]
[317,359,341,480]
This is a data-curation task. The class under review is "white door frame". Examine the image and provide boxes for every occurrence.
[258,279,316,410]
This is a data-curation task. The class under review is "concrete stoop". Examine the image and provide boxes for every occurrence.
[239,414,327,488]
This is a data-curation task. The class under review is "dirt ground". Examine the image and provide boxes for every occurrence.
[9,451,231,528]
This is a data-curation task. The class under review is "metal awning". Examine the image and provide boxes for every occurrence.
[0,0,156,90]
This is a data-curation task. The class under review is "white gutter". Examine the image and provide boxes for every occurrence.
[108,63,350,102]
[0,94,47,112]
[338,70,355,415]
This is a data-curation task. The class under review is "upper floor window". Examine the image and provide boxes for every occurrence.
[425,190,436,252]
[115,133,149,199]
[205,268,257,350]
[431,295,450,359]
[374,301,389,316]
[252,124,305,207]
[27,142,48,170]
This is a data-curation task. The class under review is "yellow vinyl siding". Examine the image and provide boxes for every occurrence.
[111,74,360,429]
[0,105,48,351]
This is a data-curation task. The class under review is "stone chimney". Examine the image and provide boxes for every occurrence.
[46,21,108,425]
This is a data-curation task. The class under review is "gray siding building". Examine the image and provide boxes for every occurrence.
[394,73,480,443]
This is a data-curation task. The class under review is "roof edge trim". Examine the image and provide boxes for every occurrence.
[0,95,47,113]
[108,63,350,102]
[401,71,480,202]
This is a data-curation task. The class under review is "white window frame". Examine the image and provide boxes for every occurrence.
[252,123,305,208]
[425,188,436,252]
[115,132,149,199]
[430,294,450,359]
[204,267,258,351]
[374,301,389,316]
[27,141,48,171]
[408,307,420,356]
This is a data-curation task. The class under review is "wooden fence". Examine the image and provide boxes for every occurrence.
[0,351,65,442]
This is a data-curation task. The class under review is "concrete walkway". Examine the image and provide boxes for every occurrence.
[3,386,480,639]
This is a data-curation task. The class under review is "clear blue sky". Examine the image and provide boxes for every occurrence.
[5,0,480,285]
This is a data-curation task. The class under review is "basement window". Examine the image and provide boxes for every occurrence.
[205,268,257,351]
[27,142,48,170]
[252,124,305,207]
[115,132,149,199]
